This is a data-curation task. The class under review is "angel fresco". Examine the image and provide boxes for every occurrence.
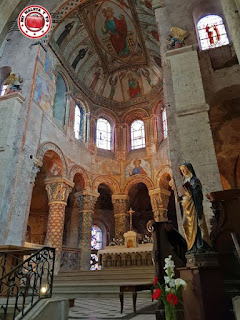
[167,27,189,49]
[102,7,130,57]
[109,75,118,100]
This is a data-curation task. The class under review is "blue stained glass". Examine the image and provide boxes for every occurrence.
[91,225,103,250]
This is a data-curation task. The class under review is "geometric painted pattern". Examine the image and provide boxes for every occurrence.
[45,202,66,252]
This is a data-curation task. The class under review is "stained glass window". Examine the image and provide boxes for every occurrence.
[74,105,81,139]
[162,108,168,139]
[96,118,111,150]
[131,120,145,150]
[90,254,101,270]
[197,15,229,50]
[91,225,103,250]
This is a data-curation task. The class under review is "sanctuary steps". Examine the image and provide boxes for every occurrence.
[53,266,155,298]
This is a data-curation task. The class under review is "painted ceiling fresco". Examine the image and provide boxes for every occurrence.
[50,0,162,108]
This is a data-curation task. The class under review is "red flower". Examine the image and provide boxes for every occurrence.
[153,276,158,287]
[166,293,178,305]
[152,288,161,300]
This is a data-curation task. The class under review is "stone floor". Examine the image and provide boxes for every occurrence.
[68,296,157,320]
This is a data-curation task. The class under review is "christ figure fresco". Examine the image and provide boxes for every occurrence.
[128,73,141,99]
[102,7,130,57]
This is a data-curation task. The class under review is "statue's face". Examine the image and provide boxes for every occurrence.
[180,165,190,177]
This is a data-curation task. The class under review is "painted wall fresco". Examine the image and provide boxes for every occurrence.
[50,0,162,108]
[33,47,54,111]
[125,158,151,179]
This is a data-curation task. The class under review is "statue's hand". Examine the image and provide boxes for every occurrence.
[177,196,182,202]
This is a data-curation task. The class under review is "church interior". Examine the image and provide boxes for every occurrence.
[0,0,240,319]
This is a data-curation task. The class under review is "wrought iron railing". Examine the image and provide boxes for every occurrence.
[0,247,55,320]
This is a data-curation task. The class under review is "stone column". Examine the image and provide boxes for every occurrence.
[112,194,129,239]
[67,197,80,248]
[149,188,171,222]
[45,177,74,270]
[220,0,240,64]
[166,46,222,222]
[75,190,99,270]
[88,115,97,155]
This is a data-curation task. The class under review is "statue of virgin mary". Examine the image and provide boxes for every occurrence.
[178,163,211,254]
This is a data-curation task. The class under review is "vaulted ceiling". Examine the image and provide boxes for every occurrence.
[50,0,162,110]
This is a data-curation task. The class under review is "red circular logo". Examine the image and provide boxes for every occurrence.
[18,6,51,39]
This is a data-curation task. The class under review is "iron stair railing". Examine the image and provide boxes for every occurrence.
[0,246,55,320]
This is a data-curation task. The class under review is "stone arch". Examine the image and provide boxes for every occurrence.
[123,175,154,195]
[94,107,120,124]
[122,108,150,124]
[93,176,120,194]
[36,142,68,176]
[69,165,92,189]
[155,165,173,189]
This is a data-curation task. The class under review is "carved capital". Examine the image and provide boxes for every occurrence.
[149,188,171,221]
[112,194,129,215]
[75,190,99,212]
[45,177,74,205]
[30,158,43,185]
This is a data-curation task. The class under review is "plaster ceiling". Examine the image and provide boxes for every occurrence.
[50,0,162,109]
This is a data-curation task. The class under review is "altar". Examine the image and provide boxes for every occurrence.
[98,243,153,268]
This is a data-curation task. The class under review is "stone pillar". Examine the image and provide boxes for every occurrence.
[67,197,80,248]
[165,46,222,222]
[88,115,97,155]
[220,0,240,64]
[75,190,99,270]
[45,177,74,271]
[149,188,171,222]
[112,195,129,239]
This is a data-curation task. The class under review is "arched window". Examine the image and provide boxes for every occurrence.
[162,108,168,139]
[74,105,81,139]
[96,118,111,150]
[53,73,67,127]
[197,15,229,50]
[91,225,103,250]
[131,119,145,150]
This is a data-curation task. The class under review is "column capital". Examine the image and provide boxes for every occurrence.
[149,188,171,222]
[45,177,74,205]
[149,188,171,197]
[75,189,99,212]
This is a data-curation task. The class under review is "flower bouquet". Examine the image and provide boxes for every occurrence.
[152,255,186,320]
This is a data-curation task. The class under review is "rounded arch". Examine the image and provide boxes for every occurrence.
[122,108,149,124]
[74,94,90,114]
[54,66,71,92]
[69,165,92,189]
[36,142,68,176]
[94,107,120,125]
[155,165,173,189]
[93,176,120,194]
[123,175,154,195]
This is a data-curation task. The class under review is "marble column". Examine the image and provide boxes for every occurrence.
[76,190,99,270]
[112,194,129,239]
[220,0,240,64]
[149,188,171,222]
[45,177,74,271]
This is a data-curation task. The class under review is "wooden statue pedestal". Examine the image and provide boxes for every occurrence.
[179,253,225,320]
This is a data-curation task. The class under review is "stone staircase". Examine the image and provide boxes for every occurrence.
[53,266,155,298]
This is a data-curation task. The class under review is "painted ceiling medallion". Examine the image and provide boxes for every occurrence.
[50,0,162,109]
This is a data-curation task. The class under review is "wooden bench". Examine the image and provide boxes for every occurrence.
[119,283,153,313]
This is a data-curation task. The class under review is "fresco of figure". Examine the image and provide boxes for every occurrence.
[178,163,211,254]
[109,75,118,100]
[56,21,75,47]
[102,7,130,57]
[129,159,147,175]
[71,48,88,70]
[128,73,141,99]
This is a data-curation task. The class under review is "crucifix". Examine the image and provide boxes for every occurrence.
[128,208,135,231]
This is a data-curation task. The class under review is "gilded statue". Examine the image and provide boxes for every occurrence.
[167,27,189,49]
[178,163,211,254]
[4,73,23,94]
